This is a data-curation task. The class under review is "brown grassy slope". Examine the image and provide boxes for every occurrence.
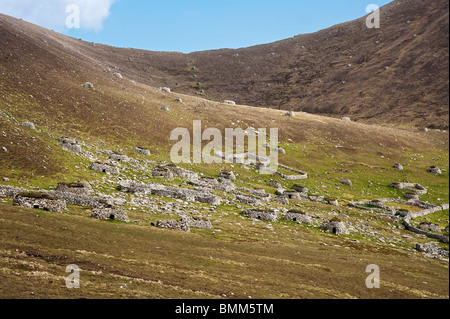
[0,7,448,181]
[2,0,448,129]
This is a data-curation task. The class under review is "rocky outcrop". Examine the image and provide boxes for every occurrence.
[59,137,82,153]
[416,244,449,258]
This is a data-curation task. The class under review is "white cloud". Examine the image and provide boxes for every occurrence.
[0,0,115,32]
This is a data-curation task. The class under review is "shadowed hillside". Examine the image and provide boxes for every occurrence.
[1,0,448,129]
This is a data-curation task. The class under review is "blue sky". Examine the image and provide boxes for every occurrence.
[1,0,393,53]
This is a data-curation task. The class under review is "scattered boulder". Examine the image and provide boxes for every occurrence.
[224,100,236,105]
[340,178,353,187]
[273,146,286,154]
[113,72,123,79]
[3,177,10,182]
[418,127,429,132]
[22,122,36,130]
[159,87,171,93]
[82,82,94,89]
[285,111,295,117]
[91,206,129,223]
[161,106,170,112]
[428,166,442,175]
[393,164,404,171]
[341,117,352,122]
[156,219,190,232]
[175,97,183,103]
[134,147,151,156]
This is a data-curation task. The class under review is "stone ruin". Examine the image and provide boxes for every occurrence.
[389,182,427,195]
[292,184,308,194]
[118,181,221,206]
[13,192,66,213]
[56,181,93,195]
[90,162,120,174]
[236,194,262,206]
[284,210,312,224]
[134,147,151,156]
[268,180,282,189]
[152,164,198,181]
[322,219,349,235]
[109,153,130,163]
[59,137,82,153]
[91,206,130,223]
[273,196,289,205]
[156,219,190,232]
[241,208,279,222]
[219,170,236,181]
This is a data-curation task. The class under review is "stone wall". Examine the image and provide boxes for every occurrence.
[156,219,190,232]
[182,216,213,229]
[117,181,221,206]
[13,195,66,213]
[403,214,449,243]
[55,182,93,195]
